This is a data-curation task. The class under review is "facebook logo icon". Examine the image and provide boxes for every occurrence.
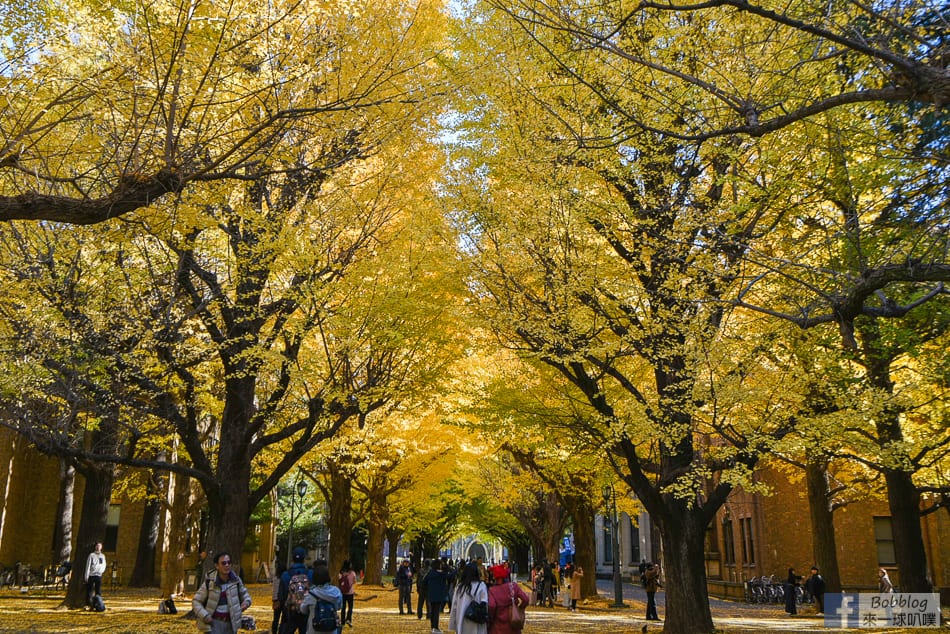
[825,593,861,628]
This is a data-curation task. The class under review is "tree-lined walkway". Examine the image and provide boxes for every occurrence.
[1,582,944,633]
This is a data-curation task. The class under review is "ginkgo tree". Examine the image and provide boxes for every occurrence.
[724,106,950,593]
[488,0,948,141]
[0,0,459,607]
[447,6,842,632]
[455,347,619,599]
[480,0,950,595]
[0,0,452,224]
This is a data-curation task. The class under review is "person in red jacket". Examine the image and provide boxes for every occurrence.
[487,564,529,634]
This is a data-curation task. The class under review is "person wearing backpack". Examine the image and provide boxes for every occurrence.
[192,552,252,634]
[279,547,313,634]
[338,560,357,627]
[301,561,342,634]
[448,562,488,634]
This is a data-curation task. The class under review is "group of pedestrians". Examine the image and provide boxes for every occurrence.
[393,557,528,634]
[446,560,528,634]
[269,547,357,634]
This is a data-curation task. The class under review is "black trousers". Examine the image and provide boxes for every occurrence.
[86,576,102,605]
[646,591,658,620]
[416,590,427,617]
[341,593,354,624]
[398,585,412,613]
[428,600,445,630]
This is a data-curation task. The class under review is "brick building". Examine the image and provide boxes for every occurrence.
[0,428,277,589]
[593,465,948,602]
[706,466,949,602]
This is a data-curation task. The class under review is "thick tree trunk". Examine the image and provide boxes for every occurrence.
[531,536,547,565]
[129,476,162,586]
[161,471,192,597]
[567,500,597,598]
[658,506,715,634]
[204,461,251,579]
[860,324,933,593]
[326,467,353,575]
[203,374,255,577]
[541,492,566,564]
[805,458,842,592]
[385,527,401,576]
[52,460,75,565]
[63,464,115,609]
[507,542,530,581]
[884,468,931,592]
[363,496,387,585]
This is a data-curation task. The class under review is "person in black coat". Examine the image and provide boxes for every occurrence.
[805,566,826,613]
[424,559,453,632]
[785,567,803,615]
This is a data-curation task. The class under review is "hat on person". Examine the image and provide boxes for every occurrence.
[293,547,306,562]
[491,564,509,582]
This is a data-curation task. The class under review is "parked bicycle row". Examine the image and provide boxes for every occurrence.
[0,561,71,593]
[744,574,807,605]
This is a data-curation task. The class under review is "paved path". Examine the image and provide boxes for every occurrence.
[593,578,830,631]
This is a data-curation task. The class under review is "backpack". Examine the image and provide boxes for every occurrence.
[340,573,353,595]
[640,572,648,588]
[464,599,489,624]
[91,594,105,612]
[310,592,339,632]
[463,582,488,624]
[285,572,311,613]
[159,597,177,614]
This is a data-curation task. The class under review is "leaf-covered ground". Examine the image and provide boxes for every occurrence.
[0,583,943,633]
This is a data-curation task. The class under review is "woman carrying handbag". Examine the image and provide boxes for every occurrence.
[487,564,529,634]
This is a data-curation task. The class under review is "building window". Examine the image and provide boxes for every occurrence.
[628,517,641,564]
[874,517,896,565]
[722,517,736,565]
[603,520,613,564]
[104,504,121,552]
[739,517,755,564]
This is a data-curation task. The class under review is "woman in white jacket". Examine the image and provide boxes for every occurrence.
[448,562,488,634]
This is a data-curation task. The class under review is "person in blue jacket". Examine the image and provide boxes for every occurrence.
[302,562,343,634]
[279,547,313,634]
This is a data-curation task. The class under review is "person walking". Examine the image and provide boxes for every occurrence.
[192,551,252,634]
[540,562,554,608]
[784,567,802,615]
[569,566,584,612]
[424,558,452,633]
[806,566,826,613]
[487,564,528,634]
[84,542,106,610]
[271,560,287,634]
[338,560,357,627]
[644,563,661,621]
[448,562,489,634]
[396,559,413,615]
[279,547,313,634]
[301,561,342,634]
[416,560,430,620]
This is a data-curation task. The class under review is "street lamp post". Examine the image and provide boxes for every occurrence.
[602,484,624,608]
[285,477,309,568]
